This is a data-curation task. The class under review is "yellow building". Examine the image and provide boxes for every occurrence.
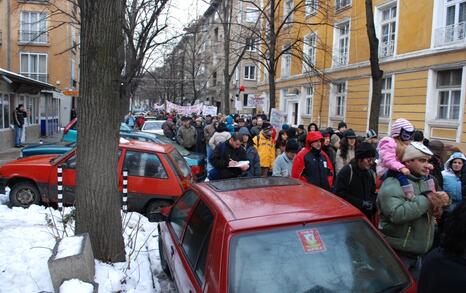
[0,0,80,141]
[257,0,466,146]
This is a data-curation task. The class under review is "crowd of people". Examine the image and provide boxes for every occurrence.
[126,110,466,290]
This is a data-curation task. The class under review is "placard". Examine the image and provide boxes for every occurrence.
[270,108,285,129]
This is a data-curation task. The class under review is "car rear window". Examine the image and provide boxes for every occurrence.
[158,136,190,156]
[228,220,410,293]
[170,149,191,178]
[208,177,299,191]
[143,121,163,130]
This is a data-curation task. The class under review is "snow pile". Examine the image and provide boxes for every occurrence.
[55,235,83,260]
[59,279,94,293]
[0,195,173,293]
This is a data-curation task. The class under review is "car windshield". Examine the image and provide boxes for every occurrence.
[170,149,191,177]
[158,136,190,156]
[143,121,163,131]
[229,220,410,293]
[50,149,75,165]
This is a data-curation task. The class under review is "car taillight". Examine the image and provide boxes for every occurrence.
[190,165,205,175]
[181,177,191,190]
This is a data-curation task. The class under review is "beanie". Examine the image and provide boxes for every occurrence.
[238,127,250,136]
[402,142,433,162]
[306,131,323,143]
[355,142,377,159]
[391,118,414,137]
[285,140,300,153]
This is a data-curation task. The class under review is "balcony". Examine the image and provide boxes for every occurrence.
[379,39,395,58]
[21,73,48,83]
[434,22,466,47]
[18,30,49,45]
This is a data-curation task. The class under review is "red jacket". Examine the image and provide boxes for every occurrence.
[291,146,334,189]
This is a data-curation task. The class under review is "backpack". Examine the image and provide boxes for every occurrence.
[208,142,226,180]
[348,164,376,186]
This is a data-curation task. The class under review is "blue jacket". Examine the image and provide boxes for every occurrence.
[442,152,466,203]
[243,144,260,177]
[226,116,235,134]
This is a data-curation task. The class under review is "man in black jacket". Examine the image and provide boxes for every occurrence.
[334,142,377,220]
[210,132,249,180]
[13,104,27,148]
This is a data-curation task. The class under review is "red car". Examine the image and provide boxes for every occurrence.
[0,140,191,216]
[155,177,416,293]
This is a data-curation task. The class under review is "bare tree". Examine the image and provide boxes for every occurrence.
[365,0,383,133]
[75,0,125,262]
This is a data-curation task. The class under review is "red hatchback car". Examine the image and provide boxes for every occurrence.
[0,140,191,216]
[155,177,416,293]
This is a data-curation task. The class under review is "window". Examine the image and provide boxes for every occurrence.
[379,5,397,57]
[123,151,168,178]
[281,44,292,78]
[333,82,346,117]
[243,93,249,106]
[182,200,214,284]
[334,21,350,66]
[284,0,294,23]
[380,77,393,118]
[71,25,77,50]
[336,0,351,11]
[20,53,47,83]
[71,59,76,87]
[436,69,462,120]
[303,33,317,72]
[0,94,12,129]
[246,38,256,51]
[304,86,313,115]
[169,191,199,240]
[63,154,76,169]
[170,149,191,177]
[306,0,318,16]
[20,11,48,44]
[244,65,256,80]
[445,0,466,43]
[245,7,259,23]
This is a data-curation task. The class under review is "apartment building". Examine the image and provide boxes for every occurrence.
[257,0,466,145]
[0,0,80,148]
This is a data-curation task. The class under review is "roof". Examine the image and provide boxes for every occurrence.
[194,177,363,231]
[0,68,55,91]
[119,139,173,153]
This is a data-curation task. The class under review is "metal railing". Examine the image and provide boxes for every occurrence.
[379,39,395,58]
[434,22,466,47]
[18,30,49,44]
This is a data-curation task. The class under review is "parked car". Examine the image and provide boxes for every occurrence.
[140,120,164,135]
[20,142,76,158]
[62,118,131,142]
[154,177,416,293]
[0,140,191,216]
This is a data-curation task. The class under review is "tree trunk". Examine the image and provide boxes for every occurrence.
[365,0,384,133]
[268,0,277,114]
[76,0,125,262]
[222,0,231,115]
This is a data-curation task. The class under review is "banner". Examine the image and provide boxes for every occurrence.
[153,104,165,110]
[270,108,285,129]
[202,105,218,116]
[246,94,266,108]
[166,101,204,115]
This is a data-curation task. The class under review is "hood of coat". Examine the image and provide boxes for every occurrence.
[444,152,466,172]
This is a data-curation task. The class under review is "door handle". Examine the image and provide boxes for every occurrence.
[170,246,174,257]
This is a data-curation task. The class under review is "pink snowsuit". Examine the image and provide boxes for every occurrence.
[377,137,406,177]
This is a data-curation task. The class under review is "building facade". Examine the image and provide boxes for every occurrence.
[257,0,466,145]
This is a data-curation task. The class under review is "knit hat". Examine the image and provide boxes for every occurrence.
[344,129,357,138]
[262,122,273,131]
[282,124,290,131]
[391,118,414,137]
[402,142,433,162]
[366,129,377,139]
[238,127,250,136]
[355,142,377,159]
[285,140,300,153]
[306,131,323,143]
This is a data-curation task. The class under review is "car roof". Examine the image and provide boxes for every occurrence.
[143,119,165,123]
[193,177,363,231]
[119,139,172,153]
[121,131,158,140]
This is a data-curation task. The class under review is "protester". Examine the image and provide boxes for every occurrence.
[334,142,377,220]
[253,122,275,176]
[275,130,288,156]
[13,104,27,148]
[225,115,235,133]
[209,133,249,180]
[193,117,206,154]
[176,116,197,151]
[307,123,319,132]
[250,116,263,137]
[239,127,261,177]
[291,131,334,191]
[162,117,176,140]
[135,115,145,130]
[273,140,299,177]
[414,130,430,147]
[330,121,347,150]
[428,140,446,188]
[377,118,415,198]
[208,122,231,150]
[124,111,135,129]
[321,129,336,168]
[297,125,307,147]
[335,129,358,174]
[418,202,466,292]
[377,142,450,278]
[442,152,466,212]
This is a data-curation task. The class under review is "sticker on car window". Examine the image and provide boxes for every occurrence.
[297,229,326,254]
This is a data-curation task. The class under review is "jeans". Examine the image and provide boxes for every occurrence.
[206,145,213,172]
[15,125,23,146]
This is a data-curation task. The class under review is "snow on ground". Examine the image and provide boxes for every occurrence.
[55,235,83,260]
[0,191,174,293]
[59,279,94,293]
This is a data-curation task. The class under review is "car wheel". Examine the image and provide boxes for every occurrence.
[158,234,172,278]
[9,181,41,208]
[145,200,170,218]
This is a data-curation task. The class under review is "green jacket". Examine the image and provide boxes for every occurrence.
[377,175,435,256]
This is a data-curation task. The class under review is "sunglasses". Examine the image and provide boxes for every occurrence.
[400,128,414,141]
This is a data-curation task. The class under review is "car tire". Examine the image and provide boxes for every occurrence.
[145,200,170,218]
[9,181,41,208]
[158,234,172,278]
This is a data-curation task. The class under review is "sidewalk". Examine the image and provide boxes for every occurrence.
[0,131,63,166]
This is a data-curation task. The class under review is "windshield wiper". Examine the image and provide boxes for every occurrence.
[375,282,408,293]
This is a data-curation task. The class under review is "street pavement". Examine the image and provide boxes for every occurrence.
[0,131,63,166]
